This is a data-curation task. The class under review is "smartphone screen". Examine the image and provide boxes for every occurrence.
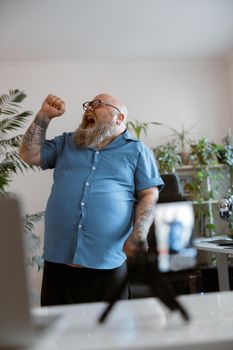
[154,201,196,272]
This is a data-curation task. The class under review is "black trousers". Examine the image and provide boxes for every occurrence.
[41,260,130,306]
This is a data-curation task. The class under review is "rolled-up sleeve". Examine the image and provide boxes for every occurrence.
[40,134,66,170]
[135,144,164,192]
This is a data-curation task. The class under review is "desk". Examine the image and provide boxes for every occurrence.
[194,241,233,291]
[29,291,233,350]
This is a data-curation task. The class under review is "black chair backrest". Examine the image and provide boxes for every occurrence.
[147,173,186,249]
[158,173,185,203]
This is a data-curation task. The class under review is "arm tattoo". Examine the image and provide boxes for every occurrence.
[21,115,50,151]
[132,199,155,242]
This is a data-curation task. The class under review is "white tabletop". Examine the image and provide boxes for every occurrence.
[194,240,233,254]
[30,291,233,350]
[194,238,233,291]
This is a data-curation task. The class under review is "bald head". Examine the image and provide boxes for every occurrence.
[93,93,128,119]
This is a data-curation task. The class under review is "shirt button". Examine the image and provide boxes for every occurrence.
[96,151,99,154]
[81,202,85,206]
[86,182,90,186]
[92,166,96,170]
[78,224,82,228]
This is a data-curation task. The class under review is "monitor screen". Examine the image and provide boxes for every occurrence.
[154,201,196,272]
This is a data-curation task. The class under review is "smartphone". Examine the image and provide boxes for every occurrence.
[154,201,196,272]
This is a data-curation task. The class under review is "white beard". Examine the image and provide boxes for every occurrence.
[74,119,118,149]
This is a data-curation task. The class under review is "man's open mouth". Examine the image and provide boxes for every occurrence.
[85,115,96,128]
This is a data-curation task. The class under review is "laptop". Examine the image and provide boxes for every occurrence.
[0,196,61,348]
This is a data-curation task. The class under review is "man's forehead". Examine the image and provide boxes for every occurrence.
[92,94,113,102]
[90,93,125,114]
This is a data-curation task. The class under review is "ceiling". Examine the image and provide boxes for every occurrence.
[1,0,233,63]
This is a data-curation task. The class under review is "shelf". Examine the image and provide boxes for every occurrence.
[192,200,219,205]
[175,164,227,171]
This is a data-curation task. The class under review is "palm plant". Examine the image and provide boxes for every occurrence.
[165,121,196,152]
[163,121,196,165]
[0,89,44,269]
[0,89,34,191]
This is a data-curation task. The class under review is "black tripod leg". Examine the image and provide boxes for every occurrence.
[98,249,190,323]
[146,262,190,321]
[98,273,129,323]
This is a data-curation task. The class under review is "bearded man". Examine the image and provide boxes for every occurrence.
[19,93,164,306]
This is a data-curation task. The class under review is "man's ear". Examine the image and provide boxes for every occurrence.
[117,113,125,124]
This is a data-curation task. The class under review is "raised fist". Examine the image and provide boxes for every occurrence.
[38,94,66,119]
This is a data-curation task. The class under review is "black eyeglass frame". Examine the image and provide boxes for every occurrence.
[82,99,121,114]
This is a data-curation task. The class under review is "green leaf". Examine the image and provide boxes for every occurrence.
[126,119,162,140]
[0,111,32,133]
[0,135,23,149]
[23,211,45,233]
[0,89,27,115]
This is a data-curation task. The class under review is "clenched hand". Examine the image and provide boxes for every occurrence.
[38,94,66,119]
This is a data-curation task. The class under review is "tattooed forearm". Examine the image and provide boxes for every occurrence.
[123,189,158,256]
[133,208,154,240]
[21,115,50,151]
[131,196,156,242]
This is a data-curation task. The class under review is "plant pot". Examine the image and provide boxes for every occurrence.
[180,151,190,165]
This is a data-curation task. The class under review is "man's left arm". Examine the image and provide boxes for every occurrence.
[123,187,159,257]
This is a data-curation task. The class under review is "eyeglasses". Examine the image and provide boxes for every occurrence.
[82,99,121,114]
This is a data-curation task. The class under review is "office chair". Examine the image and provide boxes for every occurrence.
[147,172,186,246]
[158,173,185,203]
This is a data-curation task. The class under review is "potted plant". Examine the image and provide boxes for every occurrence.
[126,119,162,140]
[153,143,182,173]
[190,138,218,167]
[164,121,196,165]
[215,135,233,168]
[187,138,221,237]
[0,89,44,270]
[214,135,233,229]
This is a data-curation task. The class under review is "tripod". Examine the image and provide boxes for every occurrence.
[98,246,189,323]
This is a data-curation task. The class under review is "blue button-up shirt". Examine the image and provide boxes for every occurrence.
[40,130,164,269]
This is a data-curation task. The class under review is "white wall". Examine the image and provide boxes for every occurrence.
[1,60,232,304]
[227,56,233,122]
[1,60,232,210]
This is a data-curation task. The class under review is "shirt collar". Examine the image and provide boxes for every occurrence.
[122,129,139,142]
[103,129,139,149]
